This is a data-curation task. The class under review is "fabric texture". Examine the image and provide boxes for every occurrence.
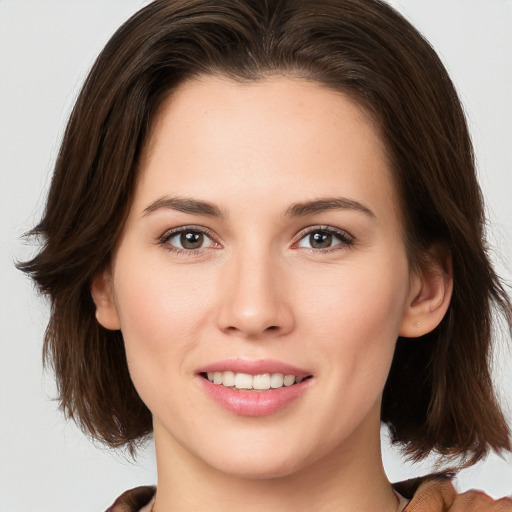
[105,486,156,512]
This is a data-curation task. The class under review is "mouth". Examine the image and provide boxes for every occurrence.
[200,371,312,390]
[196,360,314,416]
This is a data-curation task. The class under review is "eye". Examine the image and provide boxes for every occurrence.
[295,227,354,251]
[160,227,218,252]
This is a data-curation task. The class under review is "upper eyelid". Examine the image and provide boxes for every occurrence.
[294,225,354,241]
[159,226,222,255]
[160,224,218,242]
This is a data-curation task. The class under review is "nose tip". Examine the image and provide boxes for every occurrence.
[216,258,294,339]
[221,310,284,338]
[217,293,293,338]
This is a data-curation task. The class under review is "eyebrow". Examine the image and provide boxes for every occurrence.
[143,196,226,218]
[285,197,375,218]
[143,195,375,220]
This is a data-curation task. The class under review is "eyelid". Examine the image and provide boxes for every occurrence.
[159,225,222,253]
[157,224,353,254]
[292,225,355,250]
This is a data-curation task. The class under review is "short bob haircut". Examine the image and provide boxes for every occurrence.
[20,0,511,464]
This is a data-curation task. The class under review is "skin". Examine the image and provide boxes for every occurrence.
[93,76,453,511]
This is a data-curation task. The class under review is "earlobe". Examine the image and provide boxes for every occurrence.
[399,256,453,338]
[90,269,121,330]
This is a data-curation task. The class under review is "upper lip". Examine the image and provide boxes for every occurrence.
[196,358,312,379]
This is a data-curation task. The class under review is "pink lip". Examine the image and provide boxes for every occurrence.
[195,359,313,417]
[197,377,312,416]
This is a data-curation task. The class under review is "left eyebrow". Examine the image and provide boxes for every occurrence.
[143,196,226,219]
[285,197,376,218]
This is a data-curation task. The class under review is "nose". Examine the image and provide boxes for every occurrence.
[216,249,295,339]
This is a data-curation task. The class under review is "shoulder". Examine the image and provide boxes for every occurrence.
[105,486,156,512]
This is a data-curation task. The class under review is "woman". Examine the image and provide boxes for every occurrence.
[18,0,512,510]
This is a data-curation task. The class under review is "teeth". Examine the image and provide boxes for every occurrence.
[270,373,284,388]
[235,372,252,389]
[283,375,295,387]
[206,371,303,390]
[253,373,270,390]
[223,370,235,387]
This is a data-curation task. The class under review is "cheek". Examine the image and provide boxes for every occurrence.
[302,257,407,327]
[111,256,219,389]
[299,257,409,386]
[115,255,213,336]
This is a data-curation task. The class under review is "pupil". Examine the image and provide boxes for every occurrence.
[181,232,203,249]
[310,232,332,248]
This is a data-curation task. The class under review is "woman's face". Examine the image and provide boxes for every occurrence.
[96,76,425,478]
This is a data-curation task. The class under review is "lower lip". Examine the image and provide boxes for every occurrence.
[197,376,312,416]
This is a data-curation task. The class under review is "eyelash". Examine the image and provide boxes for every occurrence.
[158,225,355,255]
[158,225,220,256]
[292,225,355,253]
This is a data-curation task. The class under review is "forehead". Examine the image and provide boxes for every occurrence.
[134,75,398,222]
[146,75,382,158]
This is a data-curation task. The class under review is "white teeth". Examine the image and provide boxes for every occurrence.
[223,370,235,387]
[235,373,253,389]
[253,373,271,390]
[283,375,295,387]
[206,371,304,390]
[270,373,284,388]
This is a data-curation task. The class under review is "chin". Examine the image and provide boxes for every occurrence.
[195,436,321,481]
[212,456,305,481]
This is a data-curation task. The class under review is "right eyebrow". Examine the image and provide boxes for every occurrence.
[284,197,376,219]
[143,196,226,219]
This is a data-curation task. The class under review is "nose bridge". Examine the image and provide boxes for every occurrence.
[216,241,293,337]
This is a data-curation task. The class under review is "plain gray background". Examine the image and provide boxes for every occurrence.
[1,1,511,510]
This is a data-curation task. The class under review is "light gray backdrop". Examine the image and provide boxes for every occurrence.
[1,1,511,510]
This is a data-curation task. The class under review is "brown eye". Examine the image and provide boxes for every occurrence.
[180,231,204,249]
[296,228,353,251]
[309,232,333,249]
[164,229,215,251]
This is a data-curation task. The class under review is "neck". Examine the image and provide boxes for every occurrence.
[152,408,398,511]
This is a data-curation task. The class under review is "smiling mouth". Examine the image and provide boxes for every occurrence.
[201,371,312,390]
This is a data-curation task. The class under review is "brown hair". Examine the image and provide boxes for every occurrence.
[19,0,511,463]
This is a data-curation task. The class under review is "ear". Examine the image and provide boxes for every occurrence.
[90,268,121,330]
[399,253,453,338]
